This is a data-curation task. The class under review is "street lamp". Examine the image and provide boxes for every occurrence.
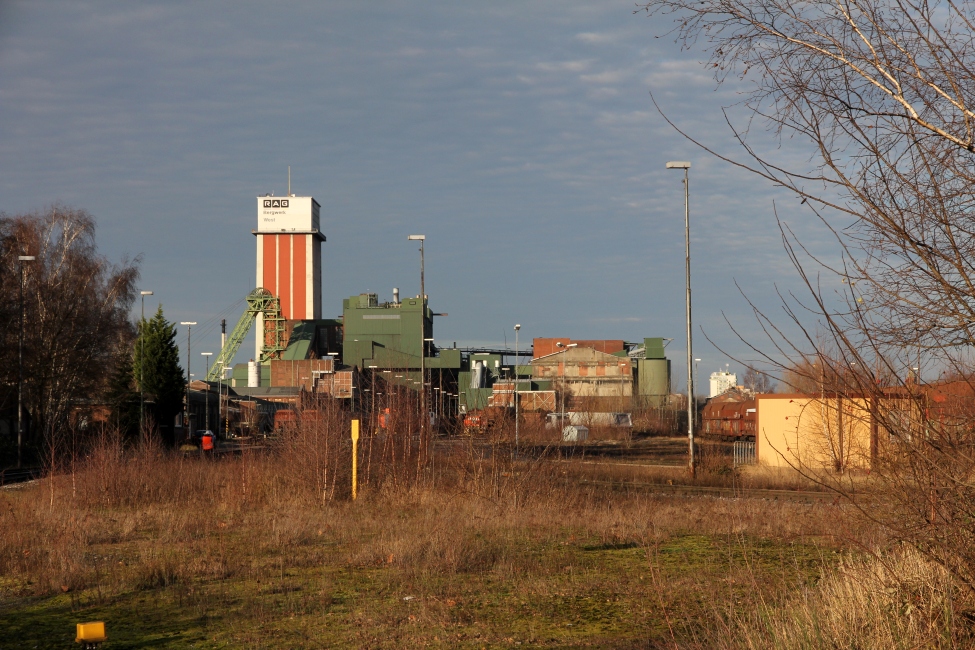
[217,363,225,436]
[694,358,701,401]
[202,352,213,433]
[408,234,427,452]
[556,342,577,433]
[180,321,196,441]
[140,290,153,433]
[368,365,378,429]
[514,324,521,453]
[619,361,627,414]
[666,160,696,477]
[17,255,34,468]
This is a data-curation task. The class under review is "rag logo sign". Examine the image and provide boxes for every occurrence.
[263,199,289,208]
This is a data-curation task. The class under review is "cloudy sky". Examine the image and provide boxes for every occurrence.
[0,1,836,386]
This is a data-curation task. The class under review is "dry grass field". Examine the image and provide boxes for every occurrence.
[0,425,969,648]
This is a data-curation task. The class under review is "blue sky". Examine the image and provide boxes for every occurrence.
[0,1,837,386]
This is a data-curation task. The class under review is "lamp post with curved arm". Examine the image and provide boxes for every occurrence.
[514,324,521,454]
[666,160,695,477]
[556,342,577,434]
[180,321,196,441]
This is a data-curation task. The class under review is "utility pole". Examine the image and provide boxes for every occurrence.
[139,290,153,434]
[556,341,577,433]
[220,318,226,436]
[514,323,521,454]
[667,160,695,477]
[202,352,213,432]
[408,235,427,458]
[694,358,701,400]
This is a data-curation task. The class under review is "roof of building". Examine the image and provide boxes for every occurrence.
[531,345,631,365]
[283,321,317,360]
[532,338,625,359]
[231,386,301,398]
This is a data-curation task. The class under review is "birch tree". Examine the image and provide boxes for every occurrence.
[0,206,139,462]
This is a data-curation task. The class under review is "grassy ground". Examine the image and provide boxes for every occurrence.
[1,499,836,648]
[0,431,945,648]
[1,532,834,648]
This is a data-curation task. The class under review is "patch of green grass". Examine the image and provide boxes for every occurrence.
[0,532,835,648]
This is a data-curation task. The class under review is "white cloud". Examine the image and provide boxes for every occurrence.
[595,110,654,126]
[587,87,620,99]
[535,59,593,73]
[575,31,619,45]
[580,70,625,84]
[0,0,829,366]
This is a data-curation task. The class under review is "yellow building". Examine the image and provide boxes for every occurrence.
[755,394,875,470]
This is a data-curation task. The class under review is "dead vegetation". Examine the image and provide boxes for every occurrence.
[1,419,971,647]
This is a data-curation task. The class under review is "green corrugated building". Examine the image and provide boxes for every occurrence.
[341,292,461,386]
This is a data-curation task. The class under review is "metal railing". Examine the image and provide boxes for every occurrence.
[733,440,756,466]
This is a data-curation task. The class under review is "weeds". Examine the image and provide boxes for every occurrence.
[0,423,958,647]
[711,546,974,649]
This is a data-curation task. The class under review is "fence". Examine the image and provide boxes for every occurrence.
[733,440,756,466]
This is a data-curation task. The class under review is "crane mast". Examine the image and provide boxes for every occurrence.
[207,288,287,381]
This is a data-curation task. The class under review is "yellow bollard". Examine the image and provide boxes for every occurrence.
[351,419,359,500]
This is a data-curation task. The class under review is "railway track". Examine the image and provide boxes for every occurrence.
[0,466,43,487]
[575,478,838,503]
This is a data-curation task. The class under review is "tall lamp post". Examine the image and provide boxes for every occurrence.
[694,358,702,401]
[666,160,696,477]
[202,352,213,432]
[180,321,196,441]
[17,255,34,468]
[514,324,521,453]
[407,234,427,453]
[368,365,378,430]
[217,363,225,436]
[139,290,153,433]
[424,337,434,430]
[556,342,577,432]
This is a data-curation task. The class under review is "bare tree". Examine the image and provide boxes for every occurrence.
[741,367,776,393]
[640,0,975,362]
[0,206,139,463]
[640,0,975,595]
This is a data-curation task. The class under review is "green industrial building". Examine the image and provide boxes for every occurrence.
[341,292,462,391]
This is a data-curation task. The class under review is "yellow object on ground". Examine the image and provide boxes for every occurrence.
[351,419,359,500]
[76,621,107,645]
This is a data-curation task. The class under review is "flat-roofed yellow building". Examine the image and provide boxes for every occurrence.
[755,394,875,470]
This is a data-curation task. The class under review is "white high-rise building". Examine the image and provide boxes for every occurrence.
[709,371,737,398]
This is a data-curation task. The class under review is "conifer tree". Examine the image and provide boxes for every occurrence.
[105,349,139,441]
[133,306,184,444]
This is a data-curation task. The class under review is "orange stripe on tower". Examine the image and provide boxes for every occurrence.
[262,235,277,295]
[278,234,292,318]
[293,234,307,320]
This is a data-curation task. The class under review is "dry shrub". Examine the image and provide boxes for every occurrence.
[633,407,682,436]
[135,548,184,590]
[275,405,351,504]
[0,424,856,608]
[697,440,737,477]
[715,546,972,649]
[11,422,967,647]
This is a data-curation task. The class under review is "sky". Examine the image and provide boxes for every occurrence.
[0,1,840,388]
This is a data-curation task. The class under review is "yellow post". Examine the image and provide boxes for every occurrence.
[351,419,359,500]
